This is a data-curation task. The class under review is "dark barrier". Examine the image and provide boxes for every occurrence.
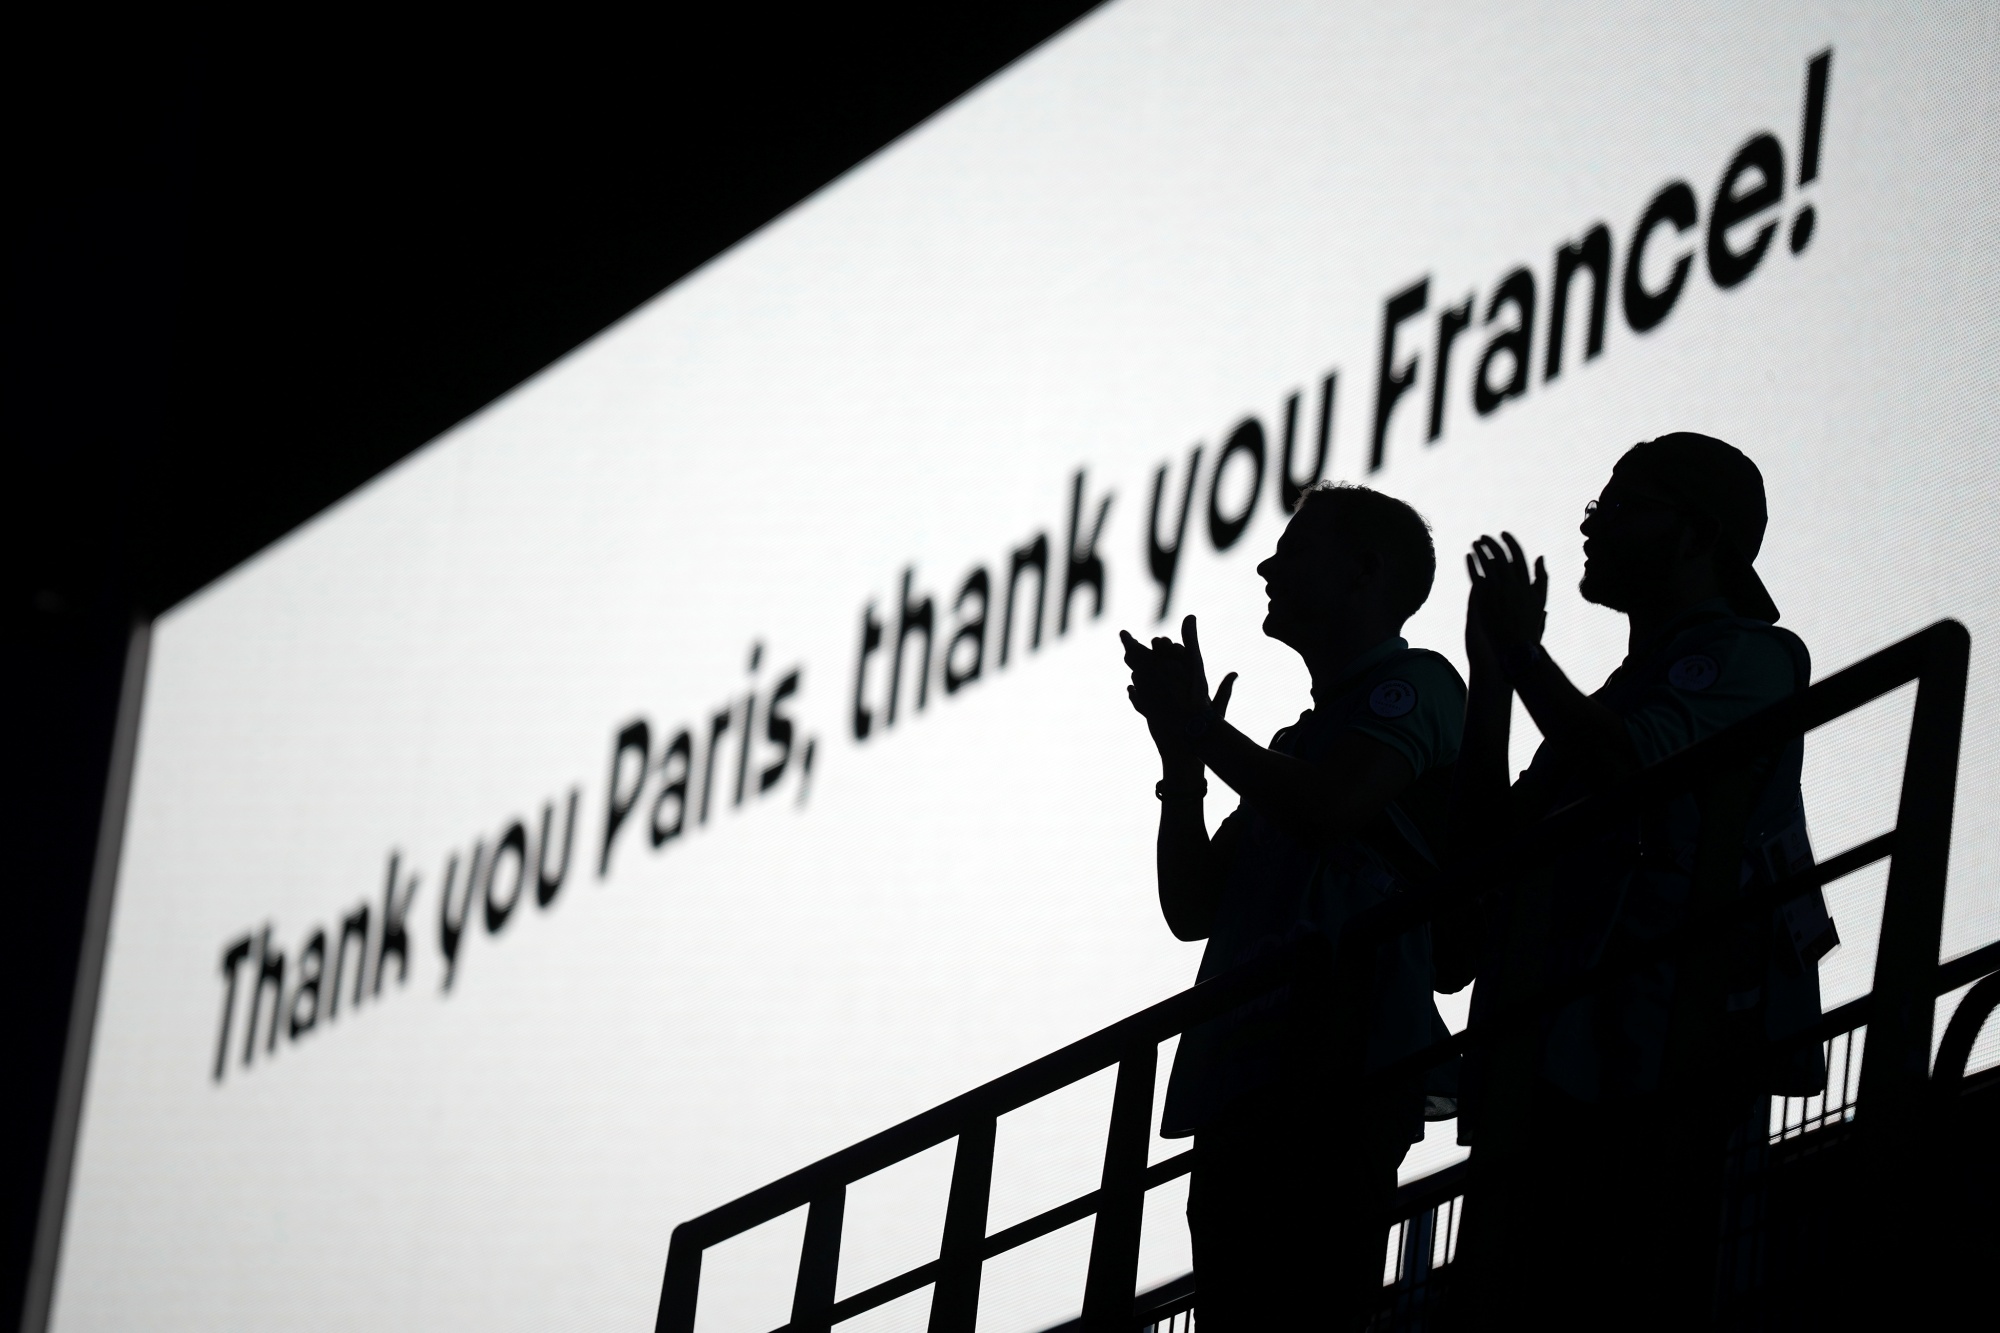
[656,620,1986,1332]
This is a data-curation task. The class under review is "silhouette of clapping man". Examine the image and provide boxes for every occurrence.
[1448,433,1833,1329]
[1122,483,1463,1330]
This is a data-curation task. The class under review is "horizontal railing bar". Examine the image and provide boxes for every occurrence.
[829,1152,1205,1327]
[1779,935,2000,1056]
[1039,1273,1199,1333]
[1808,992,1871,1048]
[857,1141,1465,1321]
[672,940,1323,1248]
[1939,937,2000,995]
[1040,1157,1475,1333]
[807,1151,1206,1328]
[816,1258,940,1327]
[1143,1150,1192,1190]
[983,1191,1102,1260]
[906,1149,1466,1327]
[1130,1272,1197,1322]
[1737,932,2000,1058]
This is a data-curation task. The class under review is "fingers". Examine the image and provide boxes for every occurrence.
[1183,615,1214,702]
[1469,535,1508,583]
[1213,671,1237,719]
[1471,534,1507,578]
[1532,555,1548,597]
[1469,531,1541,592]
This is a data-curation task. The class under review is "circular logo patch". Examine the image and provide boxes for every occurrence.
[1668,654,1720,691]
[1368,680,1418,718]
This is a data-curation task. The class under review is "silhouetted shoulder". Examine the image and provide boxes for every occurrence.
[1344,646,1466,775]
[1627,618,1809,765]
[1391,647,1469,697]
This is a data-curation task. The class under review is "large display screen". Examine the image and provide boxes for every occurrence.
[46,4,2000,1331]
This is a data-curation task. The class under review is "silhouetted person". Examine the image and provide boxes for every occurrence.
[1449,434,1832,1329]
[1122,483,1464,1330]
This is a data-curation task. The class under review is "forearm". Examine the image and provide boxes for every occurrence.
[1510,647,1638,772]
[1155,757,1221,940]
[1449,664,1514,861]
[1193,720,1355,845]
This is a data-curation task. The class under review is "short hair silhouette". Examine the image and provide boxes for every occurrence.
[1292,481,1437,623]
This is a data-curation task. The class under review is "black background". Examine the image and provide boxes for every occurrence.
[1,6,1101,1324]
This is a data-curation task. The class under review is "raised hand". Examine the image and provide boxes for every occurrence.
[1120,615,1236,757]
[1466,531,1547,656]
[1464,550,1504,681]
[1182,616,1238,721]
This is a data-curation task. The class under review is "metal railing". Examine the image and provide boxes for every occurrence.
[1368,1161,1467,1330]
[1703,933,2000,1322]
[1374,935,2000,1331]
[654,619,1980,1333]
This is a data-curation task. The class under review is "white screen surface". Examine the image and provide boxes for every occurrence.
[51,4,2000,1331]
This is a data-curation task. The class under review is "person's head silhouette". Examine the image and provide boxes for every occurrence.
[1256,482,1436,678]
[1579,432,1779,624]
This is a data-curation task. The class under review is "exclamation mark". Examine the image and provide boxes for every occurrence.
[1791,49,1832,254]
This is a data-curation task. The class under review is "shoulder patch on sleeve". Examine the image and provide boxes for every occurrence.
[1668,654,1720,691]
[1368,679,1418,718]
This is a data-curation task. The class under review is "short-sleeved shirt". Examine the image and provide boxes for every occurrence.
[1486,600,1819,1106]
[1160,636,1467,1139]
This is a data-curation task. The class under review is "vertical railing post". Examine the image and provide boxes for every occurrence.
[1399,1208,1436,1289]
[1858,621,1969,1131]
[655,1224,705,1333]
[791,1186,846,1333]
[928,1117,996,1333]
[1854,620,1968,1327]
[1081,1043,1158,1331]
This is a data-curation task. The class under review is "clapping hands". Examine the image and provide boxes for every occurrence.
[1120,614,1237,758]
[1465,532,1547,676]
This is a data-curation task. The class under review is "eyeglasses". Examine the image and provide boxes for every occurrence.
[1583,494,1679,521]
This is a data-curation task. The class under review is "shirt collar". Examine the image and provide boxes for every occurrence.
[1626,597,1734,667]
[1313,636,1408,707]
